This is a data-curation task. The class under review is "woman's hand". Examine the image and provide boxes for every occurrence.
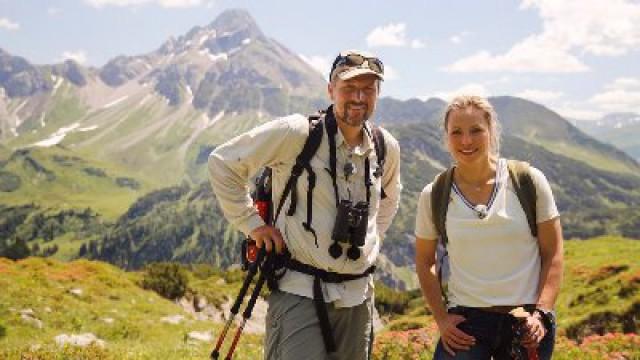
[436,313,476,356]
[519,314,546,348]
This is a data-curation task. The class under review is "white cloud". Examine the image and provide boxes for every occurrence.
[516,89,564,102]
[548,77,640,120]
[590,77,640,113]
[383,64,398,80]
[48,7,62,16]
[449,31,470,45]
[553,104,603,120]
[604,77,640,91]
[445,0,640,73]
[410,39,426,49]
[85,0,202,8]
[366,23,425,49]
[299,54,331,80]
[444,42,588,73]
[0,18,20,31]
[60,50,88,65]
[425,83,490,101]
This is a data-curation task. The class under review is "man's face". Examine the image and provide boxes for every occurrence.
[328,74,379,129]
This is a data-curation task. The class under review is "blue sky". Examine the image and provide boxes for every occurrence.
[1,0,639,120]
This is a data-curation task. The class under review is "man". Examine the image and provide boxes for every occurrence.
[208,50,401,360]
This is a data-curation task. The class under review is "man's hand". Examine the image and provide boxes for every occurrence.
[249,225,286,254]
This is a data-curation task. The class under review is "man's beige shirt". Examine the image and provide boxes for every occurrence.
[209,113,401,307]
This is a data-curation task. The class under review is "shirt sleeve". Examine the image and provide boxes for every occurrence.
[529,166,560,223]
[376,128,402,238]
[415,181,438,241]
[208,115,307,236]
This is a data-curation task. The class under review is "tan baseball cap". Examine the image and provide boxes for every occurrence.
[329,50,385,82]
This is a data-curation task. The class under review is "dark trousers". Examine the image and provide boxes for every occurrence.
[433,306,555,360]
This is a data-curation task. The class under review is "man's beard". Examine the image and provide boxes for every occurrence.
[338,102,371,127]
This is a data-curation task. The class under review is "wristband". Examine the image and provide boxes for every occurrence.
[534,308,556,332]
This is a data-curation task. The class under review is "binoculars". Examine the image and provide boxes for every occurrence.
[329,200,369,260]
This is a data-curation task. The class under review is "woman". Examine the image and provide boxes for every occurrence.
[414,95,563,359]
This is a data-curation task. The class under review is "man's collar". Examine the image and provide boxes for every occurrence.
[334,120,374,156]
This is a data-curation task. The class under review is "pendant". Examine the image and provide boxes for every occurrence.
[474,204,488,219]
[344,162,357,180]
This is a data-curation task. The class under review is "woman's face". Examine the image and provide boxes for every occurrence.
[446,107,492,166]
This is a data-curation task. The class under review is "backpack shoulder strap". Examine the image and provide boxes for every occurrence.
[507,159,538,237]
[296,115,324,169]
[372,126,386,168]
[273,113,324,224]
[371,126,387,199]
[430,167,455,245]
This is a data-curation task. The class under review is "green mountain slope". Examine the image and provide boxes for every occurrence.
[583,122,640,161]
[490,96,639,175]
[3,118,639,278]
[0,146,154,219]
[575,113,640,161]
[91,182,242,270]
[379,122,640,266]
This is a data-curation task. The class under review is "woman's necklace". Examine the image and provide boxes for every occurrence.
[457,176,494,191]
[455,173,494,219]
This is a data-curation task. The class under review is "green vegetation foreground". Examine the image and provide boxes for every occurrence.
[1,236,638,359]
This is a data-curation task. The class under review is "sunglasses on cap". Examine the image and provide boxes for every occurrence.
[330,53,384,79]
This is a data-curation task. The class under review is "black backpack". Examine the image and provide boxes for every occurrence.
[270,107,387,244]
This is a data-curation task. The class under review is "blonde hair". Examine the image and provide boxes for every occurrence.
[442,95,501,157]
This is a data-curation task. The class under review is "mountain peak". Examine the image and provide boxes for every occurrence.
[209,9,262,35]
[207,8,263,39]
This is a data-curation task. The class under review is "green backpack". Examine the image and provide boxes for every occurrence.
[429,159,538,303]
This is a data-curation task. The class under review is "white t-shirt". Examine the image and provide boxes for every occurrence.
[415,159,559,308]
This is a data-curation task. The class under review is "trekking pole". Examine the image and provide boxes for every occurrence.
[210,247,265,360]
[223,263,268,360]
[211,168,272,359]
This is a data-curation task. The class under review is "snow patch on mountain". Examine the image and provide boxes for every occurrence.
[78,125,98,132]
[14,100,28,115]
[32,122,80,147]
[209,111,225,127]
[185,85,193,102]
[199,31,216,45]
[198,48,228,63]
[51,76,64,96]
[102,96,129,109]
[139,94,152,106]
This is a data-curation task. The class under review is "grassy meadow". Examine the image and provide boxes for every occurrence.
[0,236,638,359]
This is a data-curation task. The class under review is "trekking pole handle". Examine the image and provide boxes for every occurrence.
[230,247,265,314]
